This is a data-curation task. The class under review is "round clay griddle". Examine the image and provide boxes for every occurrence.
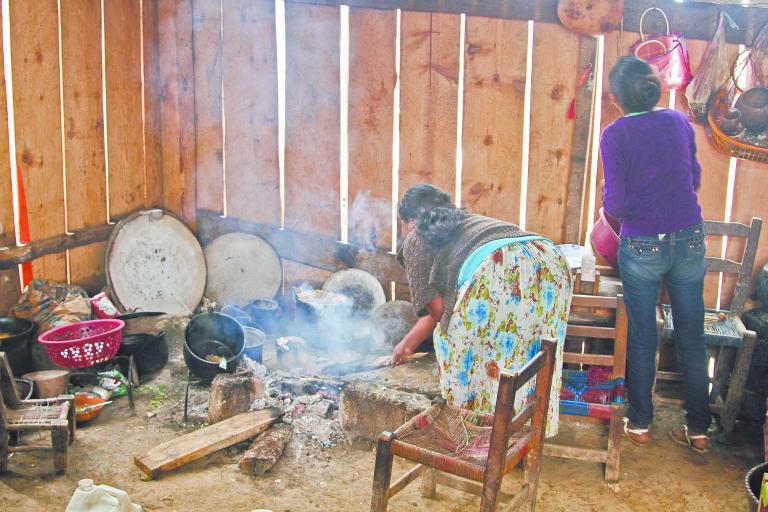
[106,210,206,315]
[370,300,419,348]
[203,233,282,307]
[322,268,386,317]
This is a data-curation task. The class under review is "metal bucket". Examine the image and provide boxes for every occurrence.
[745,462,768,512]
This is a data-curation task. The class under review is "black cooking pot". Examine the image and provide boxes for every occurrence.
[116,312,169,376]
[245,299,280,333]
[746,461,768,512]
[183,312,245,382]
[0,317,35,376]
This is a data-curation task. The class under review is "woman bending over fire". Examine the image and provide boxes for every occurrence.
[393,183,572,435]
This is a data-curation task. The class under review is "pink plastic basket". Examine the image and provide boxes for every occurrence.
[38,319,125,369]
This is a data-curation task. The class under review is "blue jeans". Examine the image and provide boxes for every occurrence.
[618,223,711,433]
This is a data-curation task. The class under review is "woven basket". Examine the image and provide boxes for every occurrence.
[707,89,768,164]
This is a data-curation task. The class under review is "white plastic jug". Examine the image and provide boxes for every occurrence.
[65,479,142,512]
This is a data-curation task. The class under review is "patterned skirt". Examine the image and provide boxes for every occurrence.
[433,239,572,437]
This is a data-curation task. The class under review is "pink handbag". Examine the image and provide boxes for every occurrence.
[630,7,693,91]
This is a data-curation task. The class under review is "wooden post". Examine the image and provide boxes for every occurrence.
[52,422,68,473]
[370,432,395,512]
[420,467,437,498]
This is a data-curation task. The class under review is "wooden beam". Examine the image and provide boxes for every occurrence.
[284,0,766,45]
[0,224,115,271]
[135,408,281,479]
[197,210,407,284]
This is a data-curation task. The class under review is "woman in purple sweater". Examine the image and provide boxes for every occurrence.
[600,56,709,453]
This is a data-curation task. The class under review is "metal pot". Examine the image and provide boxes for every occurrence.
[735,87,768,132]
[183,312,245,382]
[0,317,35,376]
[117,312,169,377]
[245,298,280,333]
[745,461,767,512]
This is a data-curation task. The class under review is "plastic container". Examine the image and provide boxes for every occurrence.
[74,393,108,424]
[38,319,125,369]
[589,208,621,269]
[65,479,142,512]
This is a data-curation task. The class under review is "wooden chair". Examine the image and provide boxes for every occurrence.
[370,339,556,512]
[0,353,75,473]
[543,294,627,482]
[655,217,762,436]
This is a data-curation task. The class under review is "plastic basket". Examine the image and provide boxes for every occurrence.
[38,319,124,369]
[708,91,768,164]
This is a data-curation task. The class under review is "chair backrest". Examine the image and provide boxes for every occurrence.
[563,294,628,380]
[487,339,556,457]
[0,353,21,409]
[703,217,762,315]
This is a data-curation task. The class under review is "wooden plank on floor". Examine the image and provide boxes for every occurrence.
[158,0,196,229]
[461,17,527,224]
[348,8,396,252]
[9,0,66,281]
[192,0,223,214]
[143,0,163,208]
[398,11,460,197]
[223,0,280,225]
[105,0,146,219]
[284,3,340,237]
[134,408,281,479]
[60,0,108,292]
[0,5,20,313]
[525,22,579,243]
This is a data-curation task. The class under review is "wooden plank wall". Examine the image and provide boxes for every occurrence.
[4,0,768,315]
[0,0,170,310]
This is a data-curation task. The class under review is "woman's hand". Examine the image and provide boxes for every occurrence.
[391,340,415,366]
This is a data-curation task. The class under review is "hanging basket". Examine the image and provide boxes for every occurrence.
[707,89,768,164]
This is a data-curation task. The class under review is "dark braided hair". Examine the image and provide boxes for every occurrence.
[609,56,661,114]
[398,184,467,246]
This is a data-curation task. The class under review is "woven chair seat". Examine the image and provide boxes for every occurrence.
[7,402,69,427]
[392,402,531,475]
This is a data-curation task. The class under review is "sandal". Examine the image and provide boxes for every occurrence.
[669,425,708,454]
[623,417,650,446]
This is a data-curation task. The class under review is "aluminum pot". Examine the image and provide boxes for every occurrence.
[183,312,245,382]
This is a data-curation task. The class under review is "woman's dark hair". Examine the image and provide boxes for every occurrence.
[398,183,467,246]
[608,56,661,114]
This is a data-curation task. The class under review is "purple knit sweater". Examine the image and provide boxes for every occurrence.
[599,108,703,237]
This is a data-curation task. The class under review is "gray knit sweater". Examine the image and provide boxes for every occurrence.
[398,214,531,332]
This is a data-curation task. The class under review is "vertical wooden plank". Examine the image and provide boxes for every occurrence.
[223,0,279,225]
[9,0,66,281]
[193,0,223,214]
[348,8,396,251]
[158,0,196,229]
[105,0,146,219]
[526,22,579,243]
[398,11,460,197]
[60,0,107,292]
[143,0,163,208]
[0,6,20,313]
[284,3,340,236]
[673,40,739,309]
[460,17,527,224]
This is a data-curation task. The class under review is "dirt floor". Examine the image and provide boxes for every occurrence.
[1,321,764,511]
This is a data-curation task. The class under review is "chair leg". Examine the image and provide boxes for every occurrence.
[521,449,542,512]
[479,475,503,512]
[605,405,623,482]
[65,396,76,445]
[370,434,394,512]
[52,425,68,473]
[420,468,437,498]
[0,424,8,473]
[720,334,756,436]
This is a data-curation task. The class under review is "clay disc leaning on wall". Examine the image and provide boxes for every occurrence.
[322,268,386,317]
[203,233,282,307]
[105,210,206,315]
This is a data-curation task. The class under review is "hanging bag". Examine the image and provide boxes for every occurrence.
[630,7,693,91]
[685,12,730,123]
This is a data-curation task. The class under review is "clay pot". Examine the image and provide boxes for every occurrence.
[718,108,743,136]
[735,87,768,132]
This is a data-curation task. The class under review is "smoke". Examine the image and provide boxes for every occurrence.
[348,190,391,252]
